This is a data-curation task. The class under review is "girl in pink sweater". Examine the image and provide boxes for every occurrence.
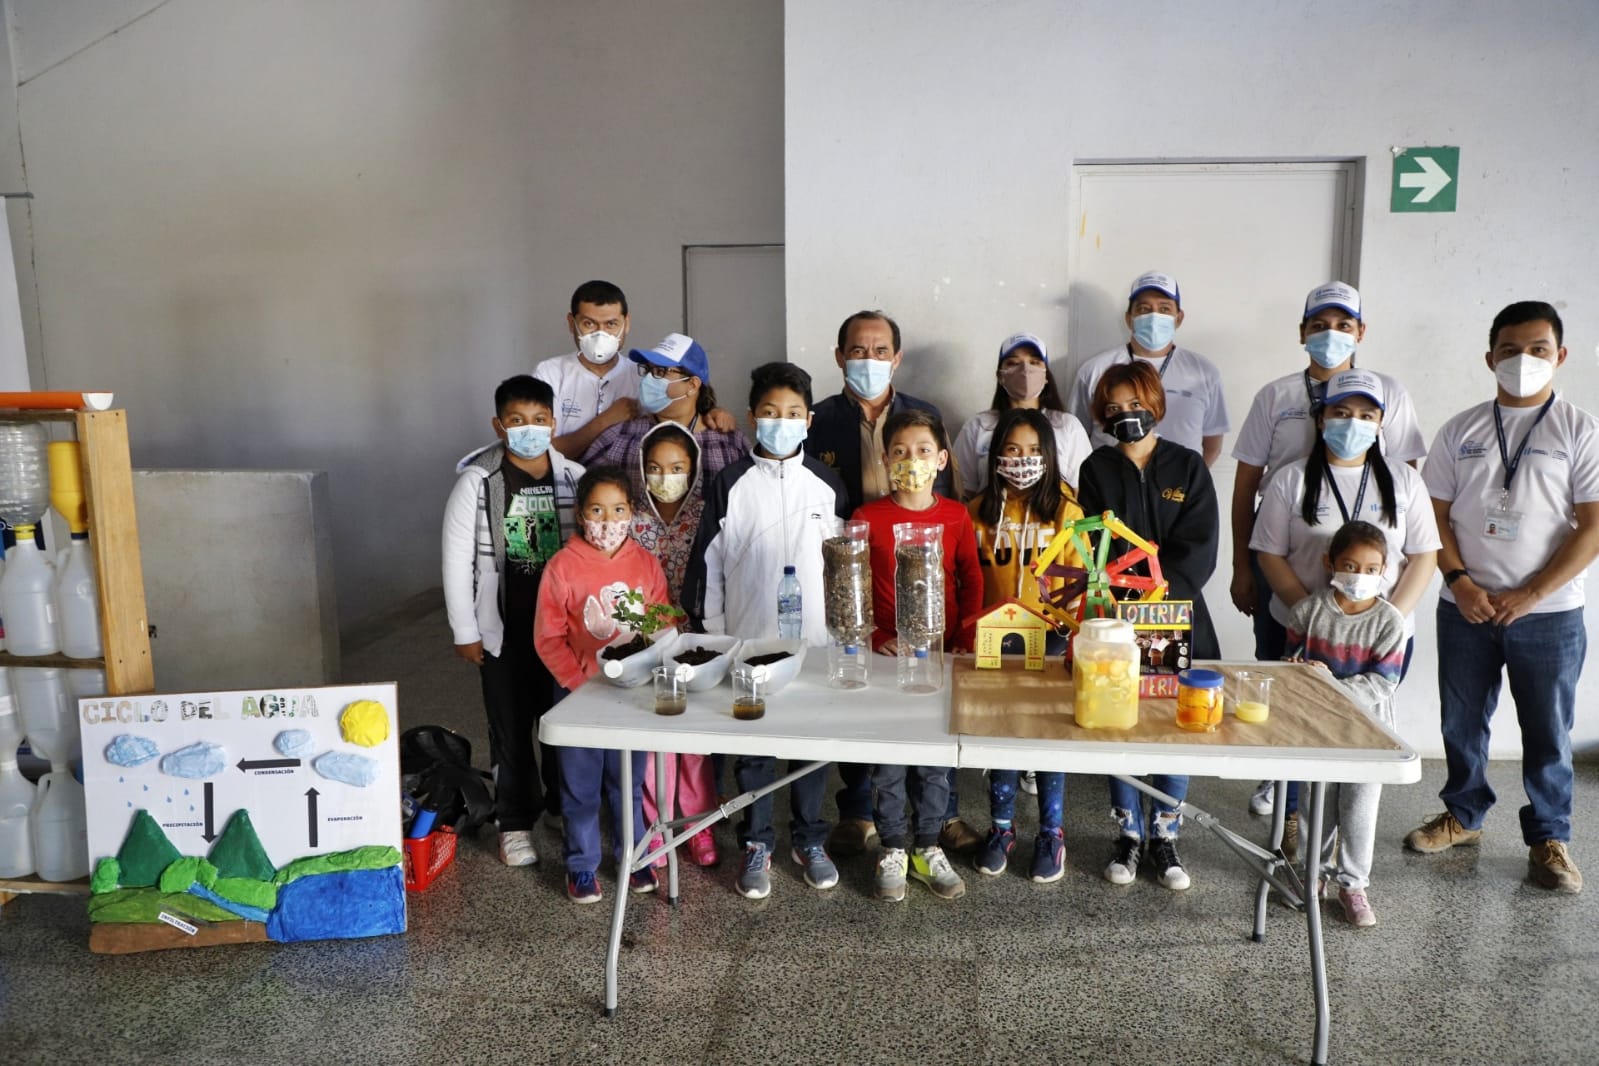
[535,465,671,904]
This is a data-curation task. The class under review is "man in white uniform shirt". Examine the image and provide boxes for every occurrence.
[1068,271,1229,465]
[534,280,642,459]
[1407,301,1599,894]
[1229,282,1428,660]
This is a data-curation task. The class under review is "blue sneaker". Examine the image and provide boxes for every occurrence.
[1030,828,1065,884]
[791,845,839,890]
[628,866,659,895]
[567,870,602,905]
[737,842,772,900]
[975,827,1016,876]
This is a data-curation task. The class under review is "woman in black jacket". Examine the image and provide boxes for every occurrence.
[1076,359,1221,895]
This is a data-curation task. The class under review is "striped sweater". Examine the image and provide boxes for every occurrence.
[1284,587,1405,725]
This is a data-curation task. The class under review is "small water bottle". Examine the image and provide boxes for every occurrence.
[777,565,802,639]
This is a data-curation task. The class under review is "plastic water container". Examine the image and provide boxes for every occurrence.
[67,668,107,699]
[777,565,803,639]
[56,533,102,659]
[0,684,19,758]
[0,752,35,877]
[30,769,88,882]
[0,532,59,656]
[893,523,945,693]
[15,667,74,768]
[0,421,49,529]
[1072,617,1141,729]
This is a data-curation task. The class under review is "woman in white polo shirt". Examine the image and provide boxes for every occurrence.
[1230,282,1429,663]
[953,333,1093,496]
[1248,368,1440,846]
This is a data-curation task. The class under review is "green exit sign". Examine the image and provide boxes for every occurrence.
[1391,146,1459,213]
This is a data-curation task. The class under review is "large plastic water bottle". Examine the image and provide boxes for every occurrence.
[777,565,803,639]
[15,667,74,768]
[56,533,101,659]
[0,422,49,529]
[0,531,59,656]
[31,769,88,882]
[0,690,35,877]
[0,749,35,877]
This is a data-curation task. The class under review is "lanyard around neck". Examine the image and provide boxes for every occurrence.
[1324,458,1372,524]
[1493,394,1556,499]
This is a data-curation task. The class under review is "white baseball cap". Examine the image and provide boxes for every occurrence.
[1129,271,1181,307]
[1304,282,1361,321]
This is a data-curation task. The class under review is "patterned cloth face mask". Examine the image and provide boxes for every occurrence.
[584,518,630,553]
[996,454,1046,490]
[645,472,690,503]
[889,457,938,493]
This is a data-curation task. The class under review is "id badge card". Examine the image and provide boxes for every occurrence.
[1484,504,1522,542]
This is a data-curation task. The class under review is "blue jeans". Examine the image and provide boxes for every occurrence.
[559,746,648,873]
[1251,552,1288,662]
[1108,775,1188,839]
[735,756,830,850]
[1436,601,1585,844]
[989,770,1064,830]
[839,763,960,822]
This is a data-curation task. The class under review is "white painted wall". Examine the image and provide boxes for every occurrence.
[786,0,1599,758]
[5,0,783,630]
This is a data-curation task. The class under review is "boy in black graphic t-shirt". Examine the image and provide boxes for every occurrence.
[442,376,584,866]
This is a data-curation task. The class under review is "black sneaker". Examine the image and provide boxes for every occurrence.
[1104,834,1141,885]
[1148,837,1191,891]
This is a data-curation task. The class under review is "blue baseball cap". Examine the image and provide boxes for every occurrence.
[998,332,1048,365]
[629,333,710,382]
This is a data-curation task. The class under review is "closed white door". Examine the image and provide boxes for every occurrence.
[1067,161,1361,663]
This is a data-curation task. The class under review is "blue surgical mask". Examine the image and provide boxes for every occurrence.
[638,374,680,414]
[504,423,552,460]
[1304,329,1357,369]
[1131,312,1176,351]
[1321,417,1379,460]
[844,358,893,400]
[755,417,808,457]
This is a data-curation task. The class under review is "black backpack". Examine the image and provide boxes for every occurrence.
[400,725,495,836]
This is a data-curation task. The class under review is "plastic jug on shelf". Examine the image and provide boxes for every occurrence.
[30,768,88,882]
[1072,617,1140,729]
[15,667,76,768]
[55,531,102,659]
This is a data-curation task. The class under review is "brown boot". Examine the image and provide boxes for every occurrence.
[1528,841,1583,893]
[1404,811,1483,853]
[826,817,878,857]
[939,817,983,853]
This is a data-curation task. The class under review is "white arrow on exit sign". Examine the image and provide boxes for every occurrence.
[1399,155,1452,204]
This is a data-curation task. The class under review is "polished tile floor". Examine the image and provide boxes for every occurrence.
[3,606,1597,1065]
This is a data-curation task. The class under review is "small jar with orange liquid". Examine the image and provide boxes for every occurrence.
[1175,669,1225,732]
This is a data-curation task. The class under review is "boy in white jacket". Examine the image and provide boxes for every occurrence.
[683,363,849,901]
[442,375,583,866]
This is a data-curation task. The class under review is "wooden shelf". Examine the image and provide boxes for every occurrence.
[0,651,107,670]
[0,408,153,906]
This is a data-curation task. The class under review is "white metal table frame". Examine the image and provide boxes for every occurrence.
[540,658,1419,1066]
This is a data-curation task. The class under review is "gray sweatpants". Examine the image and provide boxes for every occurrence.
[1318,781,1382,890]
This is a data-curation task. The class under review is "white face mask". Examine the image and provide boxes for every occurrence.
[578,329,621,364]
[1494,353,1555,399]
[1330,571,1384,602]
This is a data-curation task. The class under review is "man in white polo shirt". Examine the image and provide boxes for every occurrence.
[1406,300,1599,894]
[535,280,642,460]
[1068,271,1229,465]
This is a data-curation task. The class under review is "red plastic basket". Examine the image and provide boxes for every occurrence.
[403,827,457,892]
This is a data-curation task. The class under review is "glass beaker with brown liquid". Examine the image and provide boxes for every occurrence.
[652,665,687,716]
[731,665,766,720]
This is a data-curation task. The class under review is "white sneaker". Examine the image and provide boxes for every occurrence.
[875,847,909,902]
[1249,781,1274,817]
[498,830,539,867]
[910,845,966,899]
[1019,770,1038,795]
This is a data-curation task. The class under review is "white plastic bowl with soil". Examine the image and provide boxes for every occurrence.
[597,628,676,688]
[656,632,743,692]
[732,638,807,694]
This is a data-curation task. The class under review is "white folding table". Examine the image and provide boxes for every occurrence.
[540,655,1420,1066]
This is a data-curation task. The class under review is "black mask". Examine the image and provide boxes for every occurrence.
[1106,409,1156,443]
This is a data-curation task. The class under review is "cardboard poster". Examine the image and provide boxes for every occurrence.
[79,683,404,953]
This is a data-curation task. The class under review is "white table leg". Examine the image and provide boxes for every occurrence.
[603,747,634,1018]
[1305,780,1329,1065]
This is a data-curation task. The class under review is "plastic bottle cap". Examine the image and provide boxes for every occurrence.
[783,565,796,575]
[1178,668,1225,689]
